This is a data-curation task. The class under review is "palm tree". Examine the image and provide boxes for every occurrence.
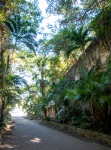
[0,24,10,125]
[0,73,28,124]
[0,0,41,125]
[61,63,111,132]
[5,13,38,54]
[46,26,92,65]
[65,26,92,65]
[0,13,38,125]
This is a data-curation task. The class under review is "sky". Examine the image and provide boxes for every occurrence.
[38,0,59,24]
[38,0,61,34]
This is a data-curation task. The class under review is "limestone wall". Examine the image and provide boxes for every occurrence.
[42,121,111,146]
[65,38,111,80]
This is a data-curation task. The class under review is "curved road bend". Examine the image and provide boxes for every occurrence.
[1,116,111,150]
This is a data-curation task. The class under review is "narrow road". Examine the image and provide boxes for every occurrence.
[1,116,111,150]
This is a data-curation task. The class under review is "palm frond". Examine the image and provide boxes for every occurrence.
[5,13,37,53]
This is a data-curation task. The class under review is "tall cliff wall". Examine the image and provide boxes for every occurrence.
[65,37,111,80]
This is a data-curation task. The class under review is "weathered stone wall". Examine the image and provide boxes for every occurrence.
[65,38,111,80]
[42,121,111,146]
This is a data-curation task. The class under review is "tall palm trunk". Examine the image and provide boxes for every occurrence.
[0,98,5,123]
[0,25,8,124]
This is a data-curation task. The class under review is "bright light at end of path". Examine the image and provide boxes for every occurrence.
[11,105,27,117]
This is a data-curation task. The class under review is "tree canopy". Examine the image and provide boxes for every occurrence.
[0,0,111,134]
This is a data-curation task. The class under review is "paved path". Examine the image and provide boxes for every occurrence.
[1,116,111,150]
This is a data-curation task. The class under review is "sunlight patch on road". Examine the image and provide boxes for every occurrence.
[30,137,41,143]
[0,144,19,149]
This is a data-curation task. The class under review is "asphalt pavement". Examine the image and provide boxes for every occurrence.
[1,116,111,150]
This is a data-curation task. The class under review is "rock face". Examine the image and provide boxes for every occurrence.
[65,38,111,81]
[64,35,111,129]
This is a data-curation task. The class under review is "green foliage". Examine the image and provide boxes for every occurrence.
[46,26,92,62]
[46,0,109,27]
[0,0,42,124]
[1,0,111,135]
[44,56,111,132]
[5,14,38,54]
[89,4,111,38]
[46,0,73,15]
